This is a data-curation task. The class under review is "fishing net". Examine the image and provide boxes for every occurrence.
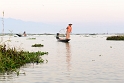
[59,29,66,38]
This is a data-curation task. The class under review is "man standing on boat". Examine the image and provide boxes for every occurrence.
[66,24,72,39]
[23,31,27,37]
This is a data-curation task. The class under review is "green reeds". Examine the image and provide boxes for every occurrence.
[106,36,124,40]
[0,44,48,74]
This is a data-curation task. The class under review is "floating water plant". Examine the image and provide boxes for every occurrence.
[27,38,36,40]
[32,44,44,47]
[0,44,48,74]
[106,36,124,40]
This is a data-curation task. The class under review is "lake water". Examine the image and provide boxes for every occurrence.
[0,35,124,83]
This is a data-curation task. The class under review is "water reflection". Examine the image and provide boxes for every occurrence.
[65,43,71,71]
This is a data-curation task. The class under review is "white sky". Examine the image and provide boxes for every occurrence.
[0,0,124,33]
[0,0,124,23]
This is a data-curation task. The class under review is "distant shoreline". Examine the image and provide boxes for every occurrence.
[0,33,124,36]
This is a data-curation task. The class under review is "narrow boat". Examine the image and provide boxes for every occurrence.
[15,31,27,37]
[56,33,70,42]
[57,38,70,42]
[16,34,22,37]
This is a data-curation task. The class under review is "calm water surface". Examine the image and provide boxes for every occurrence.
[0,35,124,83]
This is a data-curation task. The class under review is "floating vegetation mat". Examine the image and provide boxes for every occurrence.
[0,44,48,74]
[32,44,44,47]
[106,36,124,40]
[27,38,36,40]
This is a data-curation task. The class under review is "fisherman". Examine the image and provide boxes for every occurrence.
[23,31,27,36]
[56,33,59,39]
[66,24,72,39]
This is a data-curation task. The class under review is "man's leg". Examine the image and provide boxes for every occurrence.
[66,32,69,39]
[68,33,70,39]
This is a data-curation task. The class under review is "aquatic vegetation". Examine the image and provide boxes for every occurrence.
[32,44,44,47]
[106,36,124,40]
[0,44,48,74]
[89,34,97,35]
[27,38,36,40]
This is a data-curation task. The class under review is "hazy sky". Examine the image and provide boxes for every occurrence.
[0,0,124,33]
